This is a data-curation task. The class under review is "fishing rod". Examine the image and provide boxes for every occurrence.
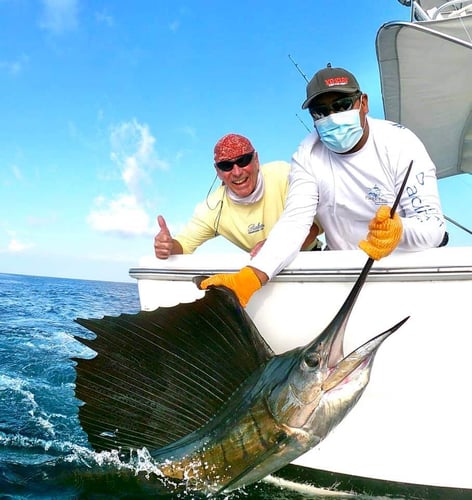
[288,55,312,132]
[288,54,309,83]
[295,113,311,133]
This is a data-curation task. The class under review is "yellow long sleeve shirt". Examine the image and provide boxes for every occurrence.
[175,161,291,254]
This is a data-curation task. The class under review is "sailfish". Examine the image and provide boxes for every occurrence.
[73,167,413,495]
[73,266,408,495]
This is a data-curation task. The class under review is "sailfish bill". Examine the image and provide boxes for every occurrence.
[73,263,408,495]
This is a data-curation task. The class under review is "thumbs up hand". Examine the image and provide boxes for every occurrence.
[154,215,177,259]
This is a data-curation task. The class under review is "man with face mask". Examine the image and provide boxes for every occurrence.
[199,65,447,307]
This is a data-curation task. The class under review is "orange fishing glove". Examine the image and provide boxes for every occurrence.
[359,205,403,260]
[200,266,262,307]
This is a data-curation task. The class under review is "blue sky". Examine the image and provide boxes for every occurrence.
[1,0,471,283]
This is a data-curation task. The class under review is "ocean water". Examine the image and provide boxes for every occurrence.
[0,272,382,499]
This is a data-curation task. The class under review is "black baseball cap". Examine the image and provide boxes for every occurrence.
[302,64,361,109]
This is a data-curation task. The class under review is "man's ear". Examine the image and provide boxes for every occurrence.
[361,93,369,114]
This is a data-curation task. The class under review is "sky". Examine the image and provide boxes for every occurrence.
[1,0,471,283]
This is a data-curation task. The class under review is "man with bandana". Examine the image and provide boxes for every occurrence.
[199,65,447,307]
[154,133,322,259]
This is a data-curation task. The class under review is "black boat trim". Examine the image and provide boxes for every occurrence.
[272,463,470,499]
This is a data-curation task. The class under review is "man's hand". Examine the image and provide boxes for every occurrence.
[199,266,262,307]
[359,205,403,260]
[154,216,179,259]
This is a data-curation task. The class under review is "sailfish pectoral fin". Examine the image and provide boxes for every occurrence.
[215,431,292,495]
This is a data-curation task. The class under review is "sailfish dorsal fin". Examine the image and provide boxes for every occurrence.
[73,286,274,452]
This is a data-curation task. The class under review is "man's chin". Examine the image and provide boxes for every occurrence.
[231,184,252,197]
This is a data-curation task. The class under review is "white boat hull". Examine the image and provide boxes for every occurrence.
[130,246,472,492]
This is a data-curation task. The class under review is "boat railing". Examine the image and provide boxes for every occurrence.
[403,0,472,21]
[429,1,472,20]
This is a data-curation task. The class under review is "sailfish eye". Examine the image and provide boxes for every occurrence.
[303,351,320,368]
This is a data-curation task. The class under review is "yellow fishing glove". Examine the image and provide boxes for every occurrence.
[200,266,262,307]
[359,205,403,260]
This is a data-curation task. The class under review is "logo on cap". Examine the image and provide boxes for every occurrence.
[325,77,349,87]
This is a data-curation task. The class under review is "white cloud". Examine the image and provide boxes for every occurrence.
[0,54,29,76]
[0,229,34,254]
[11,164,23,181]
[7,238,34,253]
[110,120,166,168]
[39,0,79,34]
[87,194,153,237]
[87,119,167,238]
[110,119,167,201]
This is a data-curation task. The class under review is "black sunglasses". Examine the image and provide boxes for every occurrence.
[309,93,362,120]
[215,151,255,172]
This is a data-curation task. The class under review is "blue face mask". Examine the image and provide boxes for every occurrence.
[315,108,364,153]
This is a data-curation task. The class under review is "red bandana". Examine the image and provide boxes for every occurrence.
[214,134,254,162]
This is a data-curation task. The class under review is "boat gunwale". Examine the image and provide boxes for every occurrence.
[129,265,472,282]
